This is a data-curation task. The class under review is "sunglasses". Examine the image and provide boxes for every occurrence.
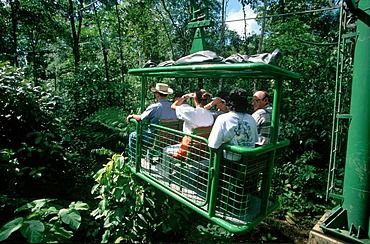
[252,96,266,103]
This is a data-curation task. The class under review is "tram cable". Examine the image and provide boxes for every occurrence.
[224,6,340,24]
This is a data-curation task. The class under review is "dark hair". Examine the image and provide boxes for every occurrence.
[262,91,270,102]
[195,89,212,107]
[228,88,248,113]
[256,90,270,102]
[217,90,229,101]
[174,91,185,98]
[156,92,168,98]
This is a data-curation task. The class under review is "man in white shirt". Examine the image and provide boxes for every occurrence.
[164,90,214,159]
[208,88,258,161]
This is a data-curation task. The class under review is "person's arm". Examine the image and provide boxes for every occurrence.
[204,100,215,110]
[126,114,141,122]
[205,97,222,110]
[171,92,194,110]
[127,102,159,123]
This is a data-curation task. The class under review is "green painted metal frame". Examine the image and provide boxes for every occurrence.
[127,60,299,233]
[128,62,300,80]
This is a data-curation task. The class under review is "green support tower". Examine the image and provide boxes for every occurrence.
[319,1,370,243]
[188,0,212,53]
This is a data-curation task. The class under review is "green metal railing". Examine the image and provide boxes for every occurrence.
[127,119,290,233]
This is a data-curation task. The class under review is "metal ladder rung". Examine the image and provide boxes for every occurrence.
[329,193,344,200]
[336,113,351,119]
[342,32,357,39]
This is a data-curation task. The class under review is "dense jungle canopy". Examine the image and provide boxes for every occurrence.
[0,0,350,242]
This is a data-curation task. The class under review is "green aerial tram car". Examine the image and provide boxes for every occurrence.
[127,61,300,233]
[126,0,300,234]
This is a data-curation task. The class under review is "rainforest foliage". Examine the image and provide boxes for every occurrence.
[1,0,347,242]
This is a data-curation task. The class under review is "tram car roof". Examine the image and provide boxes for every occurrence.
[128,60,300,80]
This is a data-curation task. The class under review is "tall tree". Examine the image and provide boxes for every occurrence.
[9,0,20,67]
[68,0,83,69]
[93,2,110,83]
[257,0,267,53]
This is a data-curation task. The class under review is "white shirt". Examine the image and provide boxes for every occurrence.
[176,105,214,133]
[208,111,258,160]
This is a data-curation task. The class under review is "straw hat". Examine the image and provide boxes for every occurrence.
[151,83,173,94]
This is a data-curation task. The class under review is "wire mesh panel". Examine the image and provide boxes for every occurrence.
[133,123,212,207]
[129,122,290,232]
[215,151,271,225]
[129,119,289,231]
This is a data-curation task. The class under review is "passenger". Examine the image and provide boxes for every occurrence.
[127,83,177,162]
[204,90,229,120]
[173,91,185,102]
[251,90,272,145]
[164,89,214,159]
[208,88,258,161]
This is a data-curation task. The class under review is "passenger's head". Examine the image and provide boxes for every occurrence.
[173,91,185,101]
[228,88,249,113]
[252,90,270,111]
[195,89,212,107]
[213,90,229,111]
[151,83,173,98]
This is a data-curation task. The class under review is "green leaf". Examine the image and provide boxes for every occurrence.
[102,229,110,243]
[47,206,59,215]
[20,220,44,243]
[16,199,54,213]
[91,184,99,194]
[0,217,23,241]
[59,209,81,230]
[113,208,123,222]
[69,201,89,211]
[93,168,106,182]
[35,136,42,144]
[114,236,125,243]
[52,225,74,239]
[16,203,33,212]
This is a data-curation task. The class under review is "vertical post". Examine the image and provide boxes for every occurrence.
[135,77,147,167]
[208,151,220,218]
[342,0,370,238]
[261,79,282,214]
[270,79,283,145]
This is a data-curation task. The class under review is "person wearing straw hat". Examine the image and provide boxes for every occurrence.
[127,83,177,162]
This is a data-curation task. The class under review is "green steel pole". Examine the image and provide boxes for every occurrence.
[343,0,370,238]
[135,77,147,166]
[260,79,282,214]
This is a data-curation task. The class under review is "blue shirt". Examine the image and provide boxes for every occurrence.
[141,98,177,126]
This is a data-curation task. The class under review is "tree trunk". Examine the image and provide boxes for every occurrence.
[10,0,19,67]
[258,0,267,53]
[280,0,285,22]
[115,2,127,109]
[241,3,249,54]
[68,0,83,69]
[220,0,226,57]
[93,3,110,84]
